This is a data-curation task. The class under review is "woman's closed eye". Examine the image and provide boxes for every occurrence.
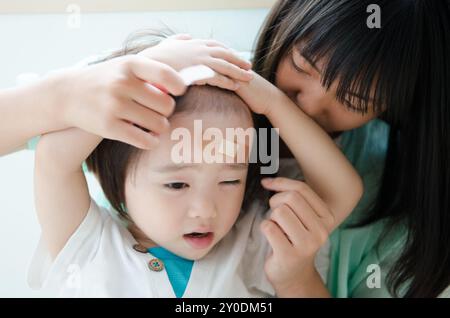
[164,182,189,190]
[290,53,311,76]
[342,94,371,114]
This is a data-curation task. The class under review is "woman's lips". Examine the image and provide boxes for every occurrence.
[183,232,214,249]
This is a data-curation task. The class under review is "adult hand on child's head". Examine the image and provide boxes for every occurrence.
[235,72,278,116]
[140,34,253,91]
[260,177,335,297]
[56,55,187,150]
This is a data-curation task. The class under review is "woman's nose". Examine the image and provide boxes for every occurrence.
[295,93,326,118]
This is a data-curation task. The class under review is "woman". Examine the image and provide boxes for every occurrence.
[251,0,450,297]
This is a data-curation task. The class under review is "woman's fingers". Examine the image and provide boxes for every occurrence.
[112,56,185,148]
[127,56,187,96]
[199,39,252,71]
[262,177,335,231]
[269,191,327,239]
[266,191,331,255]
[127,80,176,117]
[120,101,170,137]
[268,204,308,247]
[209,47,252,71]
[108,119,160,150]
[260,219,292,257]
[195,72,239,91]
[206,58,253,82]
[263,177,335,244]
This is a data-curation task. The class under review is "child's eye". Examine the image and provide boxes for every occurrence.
[164,182,189,190]
[220,180,241,186]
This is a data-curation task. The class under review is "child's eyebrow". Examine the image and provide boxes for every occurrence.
[153,163,249,173]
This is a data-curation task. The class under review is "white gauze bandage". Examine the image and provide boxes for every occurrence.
[178,65,215,86]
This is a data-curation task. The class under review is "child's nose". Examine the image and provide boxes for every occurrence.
[187,197,218,219]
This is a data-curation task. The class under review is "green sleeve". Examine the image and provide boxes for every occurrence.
[326,119,407,298]
[328,222,406,298]
[26,135,40,151]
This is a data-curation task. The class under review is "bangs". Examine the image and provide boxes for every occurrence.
[256,0,422,117]
[297,1,420,115]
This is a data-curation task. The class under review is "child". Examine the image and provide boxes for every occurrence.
[29,40,363,298]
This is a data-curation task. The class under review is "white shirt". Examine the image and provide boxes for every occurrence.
[28,159,330,297]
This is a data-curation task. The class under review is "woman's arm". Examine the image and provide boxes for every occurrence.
[0,74,68,156]
[236,73,363,297]
[237,73,363,229]
[0,57,185,156]
[0,36,252,157]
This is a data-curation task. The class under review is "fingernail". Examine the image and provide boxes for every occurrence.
[152,83,169,94]
[261,178,273,184]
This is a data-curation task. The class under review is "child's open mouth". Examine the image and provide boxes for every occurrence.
[183,232,214,249]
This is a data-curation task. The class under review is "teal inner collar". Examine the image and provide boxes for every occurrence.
[148,246,192,262]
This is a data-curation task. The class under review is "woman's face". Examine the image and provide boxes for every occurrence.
[275,47,380,134]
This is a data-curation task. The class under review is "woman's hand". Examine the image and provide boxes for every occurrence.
[3,35,253,155]
[235,71,282,116]
[260,177,334,297]
[55,55,187,150]
[141,34,254,91]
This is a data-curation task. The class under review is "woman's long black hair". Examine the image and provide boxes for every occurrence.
[253,0,450,297]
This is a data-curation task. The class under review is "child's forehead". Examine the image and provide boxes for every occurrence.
[163,112,254,143]
[135,153,251,175]
[142,137,252,167]
[134,110,254,167]
[139,133,253,169]
[148,162,249,174]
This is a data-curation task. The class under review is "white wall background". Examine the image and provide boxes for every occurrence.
[0,8,269,297]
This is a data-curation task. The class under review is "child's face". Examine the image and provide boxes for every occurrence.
[125,110,254,260]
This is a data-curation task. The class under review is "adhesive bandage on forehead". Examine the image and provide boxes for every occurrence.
[178,65,215,86]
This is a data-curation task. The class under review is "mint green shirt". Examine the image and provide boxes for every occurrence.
[328,119,407,298]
